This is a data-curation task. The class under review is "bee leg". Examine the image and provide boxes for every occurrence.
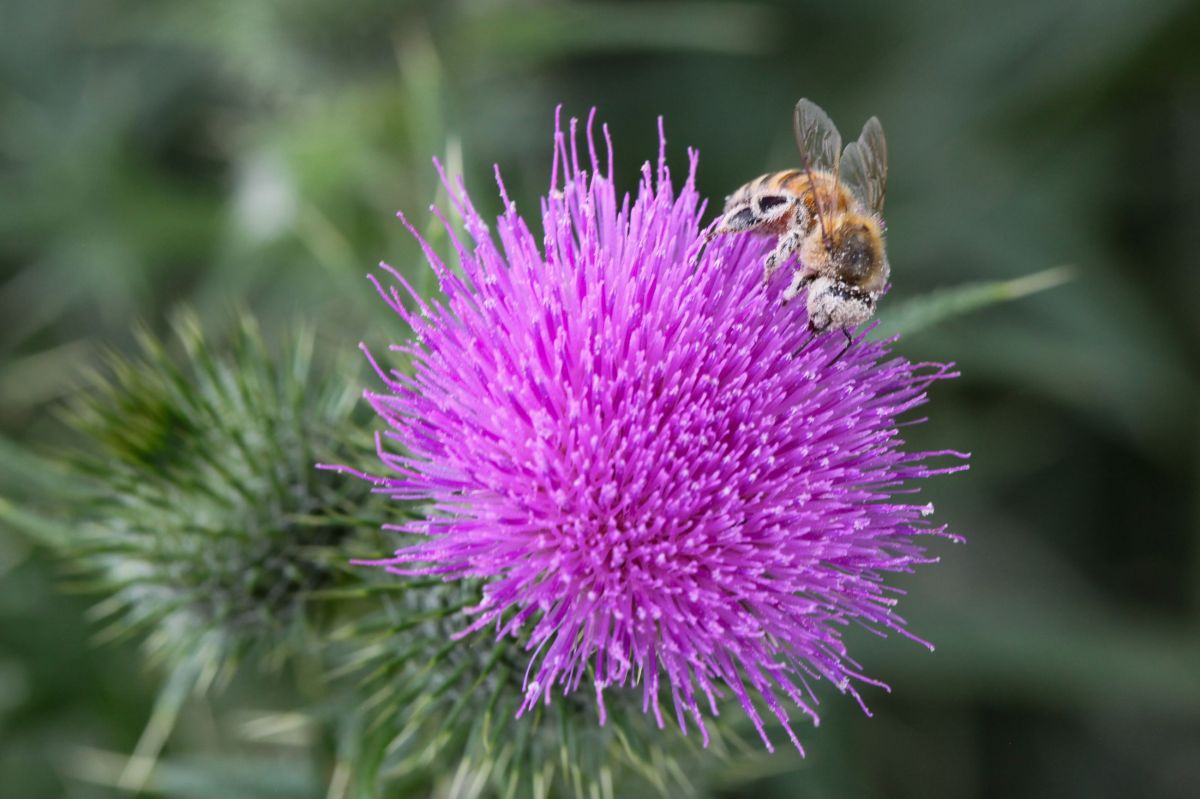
[828,329,854,366]
[781,271,813,304]
[714,204,760,236]
[764,229,803,283]
[790,326,822,360]
[696,205,759,265]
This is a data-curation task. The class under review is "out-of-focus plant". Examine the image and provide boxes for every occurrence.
[43,311,388,789]
[61,312,377,678]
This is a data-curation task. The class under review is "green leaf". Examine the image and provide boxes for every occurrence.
[66,747,320,799]
[0,496,74,549]
[117,656,204,794]
[876,265,1075,338]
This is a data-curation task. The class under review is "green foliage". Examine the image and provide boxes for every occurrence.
[3,0,1200,797]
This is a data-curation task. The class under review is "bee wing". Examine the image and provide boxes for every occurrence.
[794,98,843,227]
[793,98,843,174]
[840,116,888,215]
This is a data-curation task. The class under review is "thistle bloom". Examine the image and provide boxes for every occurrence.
[347,111,966,753]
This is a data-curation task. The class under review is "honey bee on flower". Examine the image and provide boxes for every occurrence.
[708,99,890,343]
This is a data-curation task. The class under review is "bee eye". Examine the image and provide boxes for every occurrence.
[758,195,788,211]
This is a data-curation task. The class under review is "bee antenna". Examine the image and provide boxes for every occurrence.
[692,218,720,266]
[794,102,833,251]
[809,163,833,251]
[828,154,841,253]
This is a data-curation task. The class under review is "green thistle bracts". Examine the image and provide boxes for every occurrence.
[334,577,746,798]
[60,310,378,679]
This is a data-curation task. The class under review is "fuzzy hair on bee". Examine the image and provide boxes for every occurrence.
[706,99,890,346]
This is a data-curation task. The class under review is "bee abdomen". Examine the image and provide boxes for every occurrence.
[763,169,807,192]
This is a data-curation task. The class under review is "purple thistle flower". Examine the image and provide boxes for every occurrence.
[342,109,967,753]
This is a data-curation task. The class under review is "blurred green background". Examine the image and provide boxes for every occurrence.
[3,0,1200,796]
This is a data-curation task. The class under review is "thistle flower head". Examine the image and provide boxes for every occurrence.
[351,110,967,752]
[63,312,379,679]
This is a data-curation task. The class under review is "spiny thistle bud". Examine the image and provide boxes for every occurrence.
[332,104,968,780]
[333,572,753,797]
[61,311,380,680]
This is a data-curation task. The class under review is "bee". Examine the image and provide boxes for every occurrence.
[706,99,890,342]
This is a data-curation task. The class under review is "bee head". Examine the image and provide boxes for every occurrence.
[805,276,875,333]
[827,214,883,278]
